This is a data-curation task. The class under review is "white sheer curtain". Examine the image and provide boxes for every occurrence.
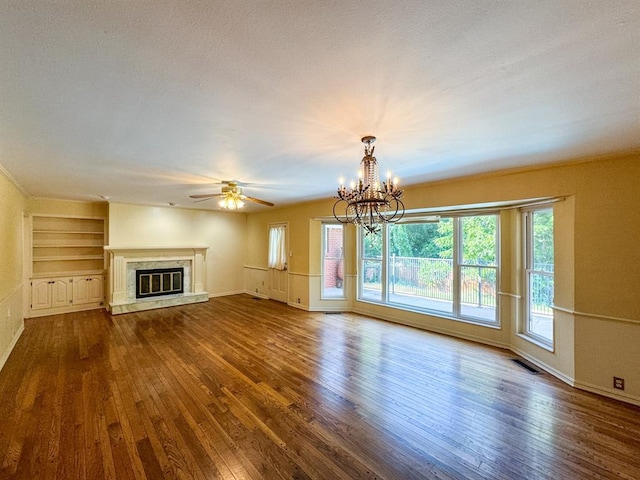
[268,225,287,270]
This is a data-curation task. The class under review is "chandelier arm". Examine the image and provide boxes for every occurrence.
[375,195,404,223]
[332,199,354,224]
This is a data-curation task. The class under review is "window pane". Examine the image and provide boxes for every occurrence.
[322,225,344,298]
[362,231,382,258]
[268,225,287,270]
[461,215,497,266]
[361,259,382,301]
[387,220,453,314]
[525,207,554,345]
[460,265,497,321]
[532,210,554,272]
[528,272,554,340]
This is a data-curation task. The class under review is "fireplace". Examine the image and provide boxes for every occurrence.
[136,267,184,299]
[104,246,209,314]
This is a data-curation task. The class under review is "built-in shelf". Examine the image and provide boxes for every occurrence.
[33,255,106,261]
[33,230,104,234]
[31,269,106,279]
[34,244,103,248]
[29,215,107,315]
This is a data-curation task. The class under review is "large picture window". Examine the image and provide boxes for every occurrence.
[359,214,499,325]
[523,208,554,345]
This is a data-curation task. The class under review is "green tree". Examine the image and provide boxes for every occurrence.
[362,230,382,257]
[389,223,450,258]
[532,209,554,270]
[461,215,497,265]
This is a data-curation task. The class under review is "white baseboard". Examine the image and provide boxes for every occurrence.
[241,290,269,299]
[209,290,246,298]
[307,306,347,313]
[510,346,576,385]
[287,302,308,311]
[353,306,510,350]
[0,322,25,372]
[573,380,640,407]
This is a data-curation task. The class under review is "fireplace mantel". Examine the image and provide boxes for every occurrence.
[104,246,209,314]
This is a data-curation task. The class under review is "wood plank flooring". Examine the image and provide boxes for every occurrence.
[1,294,639,479]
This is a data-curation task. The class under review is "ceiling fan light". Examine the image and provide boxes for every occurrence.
[219,194,245,210]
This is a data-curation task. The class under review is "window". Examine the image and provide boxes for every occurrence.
[359,214,499,325]
[523,208,554,345]
[459,215,498,322]
[388,220,454,314]
[321,224,345,298]
[361,230,383,302]
[268,224,287,270]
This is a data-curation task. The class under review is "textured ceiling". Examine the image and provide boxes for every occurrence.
[1,1,639,211]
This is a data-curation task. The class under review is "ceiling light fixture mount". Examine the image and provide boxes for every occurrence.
[333,136,405,235]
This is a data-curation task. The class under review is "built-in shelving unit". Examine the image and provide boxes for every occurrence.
[29,215,106,317]
[31,216,105,277]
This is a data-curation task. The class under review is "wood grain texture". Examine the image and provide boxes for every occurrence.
[1,294,639,479]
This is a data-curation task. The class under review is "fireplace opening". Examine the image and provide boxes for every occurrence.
[136,267,184,299]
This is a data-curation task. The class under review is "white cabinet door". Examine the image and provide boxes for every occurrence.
[31,278,71,310]
[73,275,103,305]
[72,277,90,304]
[88,275,104,304]
[31,279,52,311]
[51,278,72,308]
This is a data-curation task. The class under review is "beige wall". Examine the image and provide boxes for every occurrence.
[0,168,27,369]
[108,203,246,296]
[27,198,108,218]
[244,199,352,307]
[3,153,639,405]
[246,152,640,405]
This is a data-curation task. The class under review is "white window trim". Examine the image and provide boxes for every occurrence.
[521,206,555,349]
[321,223,346,300]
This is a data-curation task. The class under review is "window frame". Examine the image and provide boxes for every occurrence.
[521,206,555,349]
[321,223,346,299]
[357,212,500,327]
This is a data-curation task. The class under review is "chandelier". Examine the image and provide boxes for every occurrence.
[218,185,245,210]
[333,136,405,235]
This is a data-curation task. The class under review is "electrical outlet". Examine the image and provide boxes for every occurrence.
[613,377,625,390]
[255,288,258,293]
[297,297,301,303]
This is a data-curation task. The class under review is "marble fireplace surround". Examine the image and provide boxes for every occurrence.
[104,246,209,314]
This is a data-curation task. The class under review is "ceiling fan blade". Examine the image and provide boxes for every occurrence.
[189,193,220,199]
[245,196,275,207]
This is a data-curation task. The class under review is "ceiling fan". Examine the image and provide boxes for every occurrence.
[189,180,275,209]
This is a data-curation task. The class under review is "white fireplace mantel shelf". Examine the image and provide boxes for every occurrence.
[104,246,209,314]
[104,245,209,252]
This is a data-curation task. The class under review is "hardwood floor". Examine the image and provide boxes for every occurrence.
[1,295,639,479]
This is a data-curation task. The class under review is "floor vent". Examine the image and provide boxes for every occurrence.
[512,358,542,374]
